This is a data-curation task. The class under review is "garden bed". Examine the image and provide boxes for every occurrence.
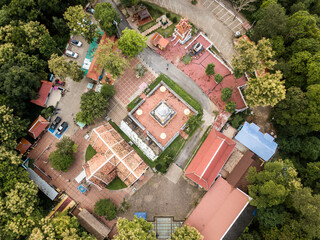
[85,144,96,162]
[106,177,127,190]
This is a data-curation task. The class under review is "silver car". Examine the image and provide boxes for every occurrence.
[65,50,79,59]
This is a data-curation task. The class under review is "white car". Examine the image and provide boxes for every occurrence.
[65,50,79,59]
[70,39,82,47]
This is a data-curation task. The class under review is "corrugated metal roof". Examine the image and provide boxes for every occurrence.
[235,122,277,161]
[27,168,58,200]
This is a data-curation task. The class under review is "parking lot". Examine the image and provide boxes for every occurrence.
[66,35,90,67]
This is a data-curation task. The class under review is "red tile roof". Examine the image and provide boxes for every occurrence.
[84,123,148,189]
[87,34,116,81]
[30,81,53,107]
[151,33,169,49]
[175,18,192,36]
[185,128,235,190]
[28,115,49,139]
[185,177,249,240]
[16,138,32,154]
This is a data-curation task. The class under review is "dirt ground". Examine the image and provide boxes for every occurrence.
[247,106,277,134]
[118,174,205,221]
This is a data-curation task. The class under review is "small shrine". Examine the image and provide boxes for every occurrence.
[172,18,192,45]
[151,32,169,50]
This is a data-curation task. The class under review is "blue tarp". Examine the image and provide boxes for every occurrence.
[235,121,277,161]
[135,212,147,220]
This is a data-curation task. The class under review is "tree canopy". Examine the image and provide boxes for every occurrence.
[205,63,215,76]
[245,71,286,107]
[113,216,156,240]
[94,199,117,220]
[94,2,119,36]
[76,90,109,125]
[118,28,148,57]
[170,225,203,240]
[95,39,129,78]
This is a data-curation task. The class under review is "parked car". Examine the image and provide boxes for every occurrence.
[86,7,95,14]
[57,122,68,135]
[65,50,79,59]
[51,116,61,130]
[70,39,83,47]
[193,42,203,53]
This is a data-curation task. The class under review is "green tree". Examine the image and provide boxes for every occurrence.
[290,38,320,55]
[205,63,215,76]
[0,147,29,197]
[289,51,311,76]
[253,3,288,40]
[287,10,320,41]
[0,105,28,149]
[247,160,301,209]
[118,28,148,57]
[306,52,320,85]
[95,39,129,78]
[214,73,223,83]
[49,137,77,172]
[94,199,117,220]
[231,0,257,12]
[113,216,156,240]
[255,205,287,229]
[94,2,120,36]
[221,87,233,102]
[0,182,41,239]
[305,84,320,131]
[271,87,310,136]
[185,114,203,134]
[49,151,76,172]
[225,101,236,113]
[0,64,41,101]
[101,84,116,99]
[301,162,320,194]
[5,0,38,21]
[120,0,138,7]
[232,38,276,77]
[76,91,109,125]
[245,71,286,107]
[63,5,98,43]
[291,187,320,239]
[170,225,203,240]
[48,53,84,82]
[30,212,95,240]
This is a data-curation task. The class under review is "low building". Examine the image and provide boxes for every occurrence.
[28,115,50,139]
[235,121,278,161]
[185,177,250,240]
[77,208,110,240]
[30,80,53,107]
[16,138,32,155]
[83,123,148,189]
[172,18,192,45]
[185,128,235,190]
[151,32,169,50]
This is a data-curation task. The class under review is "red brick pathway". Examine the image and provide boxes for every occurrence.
[114,58,155,106]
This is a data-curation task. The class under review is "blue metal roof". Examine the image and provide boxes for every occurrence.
[135,212,147,220]
[235,122,277,161]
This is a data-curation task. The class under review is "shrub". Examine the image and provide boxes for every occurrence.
[172,16,178,23]
[214,74,223,83]
[185,114,203,134]
[205,63,215,76]
[231,114,244,128]
[94,199,117,220]
[101,84,116,99]
[191,0,197,5]
[49,151,76,172]
[225,101,236,113]
[41,106,55,119]
[166,12,171,18]
[134,64,147,78]
[221,87,233,102]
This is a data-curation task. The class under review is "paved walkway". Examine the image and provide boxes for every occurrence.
[146,0,241,62]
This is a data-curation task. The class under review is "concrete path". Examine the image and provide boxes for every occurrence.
[146,0,239,62]
[165,163,183,184]
[138,47,218,114]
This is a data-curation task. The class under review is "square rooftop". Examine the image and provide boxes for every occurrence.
[131,83,195,149]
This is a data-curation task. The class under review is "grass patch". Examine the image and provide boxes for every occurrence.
[146,74,203,115]
[106,177,127,190]
[127,96,142,112]
[138,19,157,32]
[182,54,192,65]
[85,144,96,162]
[184,125,212,170]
